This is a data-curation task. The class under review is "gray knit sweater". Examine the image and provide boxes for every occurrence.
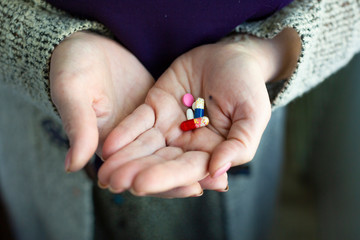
[0,0,359,240]
[1,0,359,113]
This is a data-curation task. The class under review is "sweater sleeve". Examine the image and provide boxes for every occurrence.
[0,0,110,117]
[232,0,360,110]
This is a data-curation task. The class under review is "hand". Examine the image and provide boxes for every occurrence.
[50,31,154,172]
[98,29,300,197]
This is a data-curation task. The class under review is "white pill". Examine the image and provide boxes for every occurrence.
[192,102,196,110]
[186,109,194,120]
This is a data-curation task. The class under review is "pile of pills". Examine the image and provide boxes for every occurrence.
[180,93,209,131]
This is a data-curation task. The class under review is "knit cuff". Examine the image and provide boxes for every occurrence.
[234,0,360,110]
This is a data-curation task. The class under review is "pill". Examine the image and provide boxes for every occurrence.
[186,109,194,120]
[194,98,204,109]
[180,117,209,131]
[194,108,204,118]
[194,98,205,118]
[182,93,195,107]
[192,102,196,110]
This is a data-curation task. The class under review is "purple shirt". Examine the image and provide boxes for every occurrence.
[47,1,292,77]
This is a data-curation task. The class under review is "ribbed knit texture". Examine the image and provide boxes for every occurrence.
[1,0,359,112]
[235,0,360,109]
[0,0,109,118]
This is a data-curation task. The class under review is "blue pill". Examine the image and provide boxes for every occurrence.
[194,108,204,118]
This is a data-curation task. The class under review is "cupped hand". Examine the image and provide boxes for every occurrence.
[98,35,282,197]
[50,31,154,172]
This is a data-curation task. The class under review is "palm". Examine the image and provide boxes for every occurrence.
[99,42,271,195]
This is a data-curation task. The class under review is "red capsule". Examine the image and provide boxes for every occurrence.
[180,117,209,131]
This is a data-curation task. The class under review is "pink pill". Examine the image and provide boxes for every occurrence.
[182,93,194,107]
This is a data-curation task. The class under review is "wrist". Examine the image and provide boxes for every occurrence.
[254,28,301,83]
[222,28,301,83]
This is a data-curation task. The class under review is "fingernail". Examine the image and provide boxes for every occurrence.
[64,148,72,173]
[213,162,232,178]
[216,185,229,193]
[109,186,123,194]
[191,190,204,197]
[97,181,108,189]
[129,188,145,196]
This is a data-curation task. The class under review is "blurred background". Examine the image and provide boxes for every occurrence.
[1,53,360,240]
[270,53,360,240]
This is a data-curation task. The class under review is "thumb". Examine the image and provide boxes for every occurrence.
[209,110,270,178]
[52,84,99,172]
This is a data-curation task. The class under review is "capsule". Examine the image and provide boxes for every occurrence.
[180,117,209,131]
[194,97,204,109]
[194,98,205,118]
[194,108,204,118]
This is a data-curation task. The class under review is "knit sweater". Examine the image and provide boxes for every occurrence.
[0,0,359,114]
[45,0,293,78]
[0,0,359,240]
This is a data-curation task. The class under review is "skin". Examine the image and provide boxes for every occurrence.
[49,31,228,198]
[98,29,301,196]
[50,32,154,171]
[50,29,300,198]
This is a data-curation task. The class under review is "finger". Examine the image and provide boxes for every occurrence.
[171,127,224,153]
[131,151,209,195]
[102,104,155,159]
[51,83,98,172]
[199,173,228,192]
[146,174,228,198]
[98,128,167,186]
[145,182,203,198]
[209,113,269,177]
[106,147,183,193]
